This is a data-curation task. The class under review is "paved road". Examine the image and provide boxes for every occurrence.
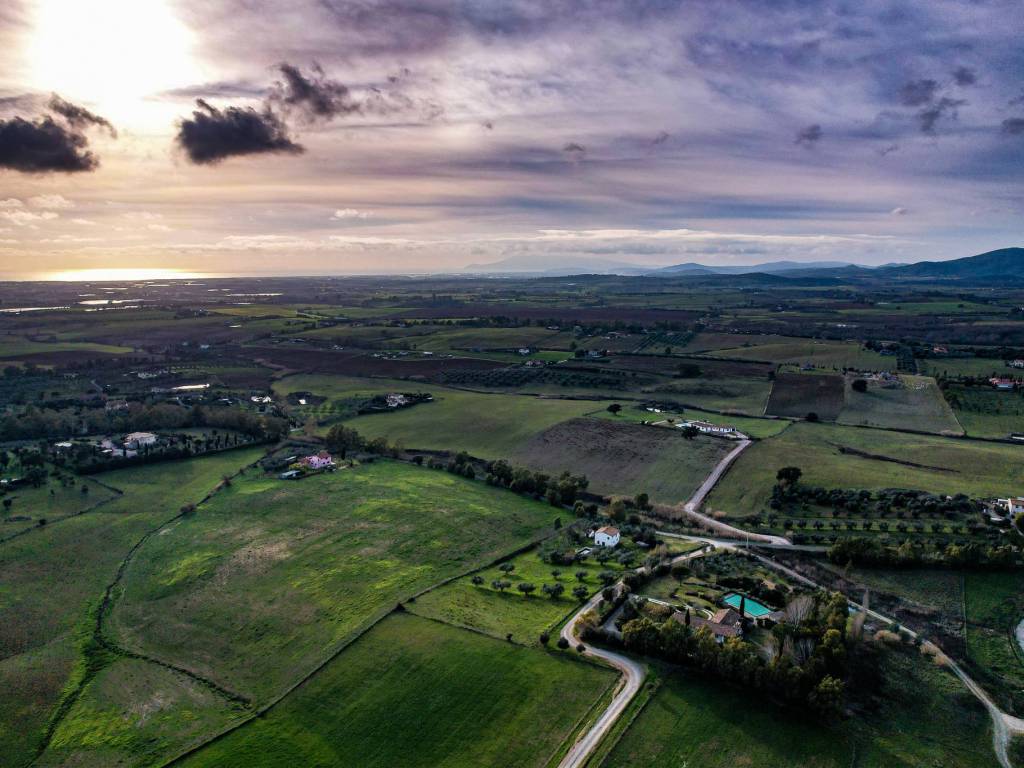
[557,592,646,768]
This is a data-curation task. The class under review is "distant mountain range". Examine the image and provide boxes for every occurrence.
[648,260,857,275]
[464,247,1024,282]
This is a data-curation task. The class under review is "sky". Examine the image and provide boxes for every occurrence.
[0,0,1021,277]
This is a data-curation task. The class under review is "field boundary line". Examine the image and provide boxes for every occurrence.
[159,519,564,767]
[0,476,123,546]
[33,451,266,762]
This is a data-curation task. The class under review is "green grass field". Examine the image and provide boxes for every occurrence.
[706,422,1024,518]
[963,571,1024,715]
[0,449,265,768]
[709,338,893,371]
[409,544,625,643]
[180,612,616,768]
[343,390,617,459]
[604,649,998,768]
[837,375,962,434]
[649,375,773,414]
[920,358,1018,379]
[1,469,119,539]
[0,337,133,359]
[945,385,1024,439]
[108,461,561,706]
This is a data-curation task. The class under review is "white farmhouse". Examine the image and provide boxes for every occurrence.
[124,431,158,449]
[593,525,621,548]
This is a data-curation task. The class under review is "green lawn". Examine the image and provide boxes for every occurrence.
[919,358,1018,379]
[706,422,1024,518]
[837,375,962,435]
[0,337,133,359]
[605,649,998,768]
[180,613,616,768]
[0,449,265,768]
[108,461,561,706]
[1,467,119,539]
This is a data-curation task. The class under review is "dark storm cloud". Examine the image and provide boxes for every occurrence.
[794,124,822,146]
[0,96,115,174]
[48,95,117,137]
[1003,118,1024,135]
[270,63,360,120]
[953,66,977,87]
[899,79,939,107]
[0,115,98,173]
[175,99,303,164]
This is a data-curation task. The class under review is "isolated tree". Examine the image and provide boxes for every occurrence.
[471,575,484,586]
[634,493,650,511]
[2,498,11,512]
[806,411,820,422]
[517,582,537,596]
[557,637,570,650]
[492,579,511,593]
[573,585,589,601]
[499,562,515,576]
[575,570,588,582]
[607,403,622,416]
[776,466,803,487]
[851,379,868,393]
[576,643,586,653]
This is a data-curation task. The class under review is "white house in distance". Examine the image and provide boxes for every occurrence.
[300,451,334,470]
[1003,497,1024,517]
[123,431,158,449]
[593,525,621,548]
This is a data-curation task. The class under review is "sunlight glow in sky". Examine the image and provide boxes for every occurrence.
[0,0,1020,276]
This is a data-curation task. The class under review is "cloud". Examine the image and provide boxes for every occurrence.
[0,115,98,173]
[795,124,822,146]
[47,95,117,138]
[175,99,303,165]
[918,97,965,135]
[28,193,74,209]
[0,198,23,208]
[890,207,908,215]
[1002,118,1024,135]
[562,142,586,162]
[953,66,977,87]
[331,208,371,219]
[70,218,96,226]
[270,63,360,121]
[899,79,939,107]
[0,209,58,226]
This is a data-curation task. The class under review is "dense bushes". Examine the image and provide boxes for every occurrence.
[829,536,1020,569]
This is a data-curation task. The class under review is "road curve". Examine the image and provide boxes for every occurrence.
[557,592,646,768]
[678,439,790,546]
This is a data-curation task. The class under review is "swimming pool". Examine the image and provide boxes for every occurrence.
[722,592,771,618]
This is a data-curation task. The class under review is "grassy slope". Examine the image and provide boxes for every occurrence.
[0,449,265,768]
[108,461,560,704]
[510,417,732,504]
[1,470,119,539]
[604,649,997,768]
[706,422,1024,518]
[342,391,616,458]
[963,571,1024,715]
[837,375,962,435]
[648,376,772,414]
[181,613,615,768]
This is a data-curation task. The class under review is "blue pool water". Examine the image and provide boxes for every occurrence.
[722,592,771,618]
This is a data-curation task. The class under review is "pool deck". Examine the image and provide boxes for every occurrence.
[722,592,771,618]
